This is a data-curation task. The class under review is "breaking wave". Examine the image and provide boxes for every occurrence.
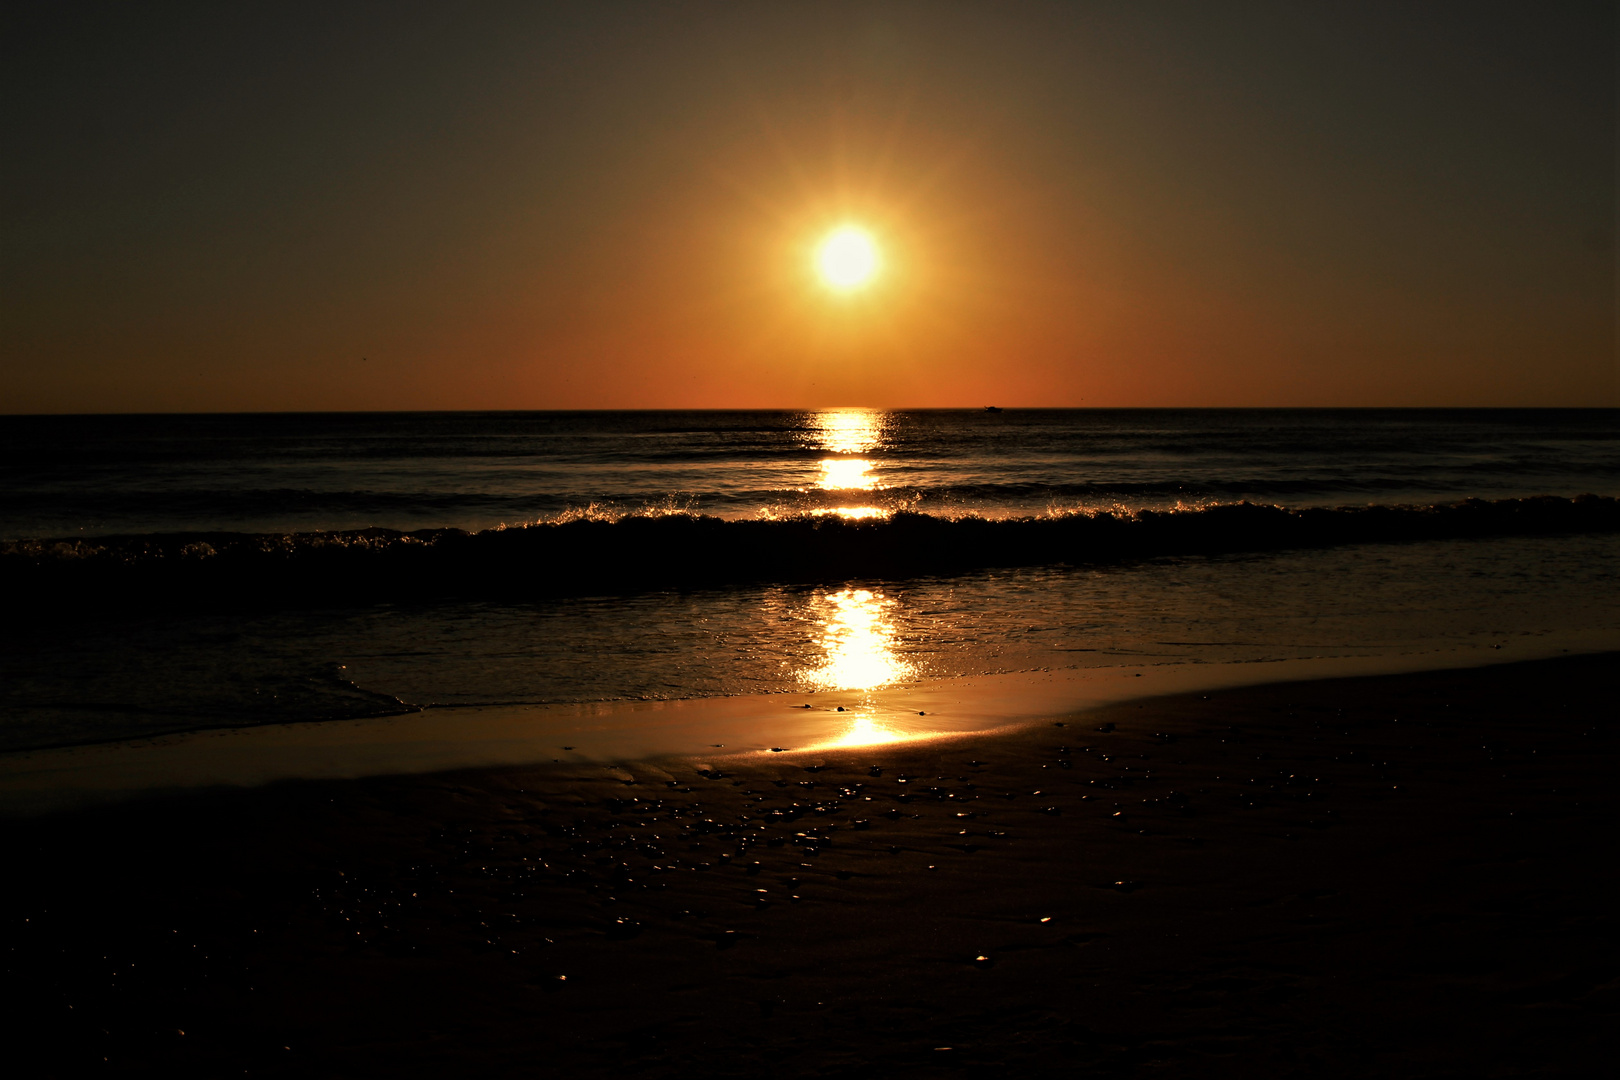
[4,495,1615,611]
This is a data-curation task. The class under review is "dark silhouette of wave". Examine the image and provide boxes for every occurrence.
[4,495,1614,611]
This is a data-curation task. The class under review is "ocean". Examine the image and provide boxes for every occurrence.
[2,408,1617,755]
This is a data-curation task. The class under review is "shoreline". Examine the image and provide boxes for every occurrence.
[4,652,1614,1076]
[3,631,1616,817]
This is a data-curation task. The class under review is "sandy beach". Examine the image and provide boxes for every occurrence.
[4,652,1613,1077]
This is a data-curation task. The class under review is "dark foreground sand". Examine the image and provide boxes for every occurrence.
[4,654,1615,1078]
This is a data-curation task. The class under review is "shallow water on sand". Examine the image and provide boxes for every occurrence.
[3,533,1614,753]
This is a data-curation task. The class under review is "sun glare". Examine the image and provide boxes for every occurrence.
[816,226,880,291]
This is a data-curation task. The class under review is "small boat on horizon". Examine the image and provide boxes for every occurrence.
[983,405,1002,413]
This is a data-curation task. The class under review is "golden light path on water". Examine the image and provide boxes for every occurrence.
[817,457,877,491]
[792,411,922,748]
[810,408,888,521]
[812,409,883,455]
[803,588,910,691]
[799,587,917,748]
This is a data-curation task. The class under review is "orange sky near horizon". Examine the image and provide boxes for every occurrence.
[2,3,1614,413]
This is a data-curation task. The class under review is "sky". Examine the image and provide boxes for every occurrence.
[2,1,1614,412]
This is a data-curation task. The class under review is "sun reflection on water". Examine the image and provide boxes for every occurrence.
[808,410,887,513]
[796,586,920,749]
[802,588,912,691]
[817,457,877,491]
[810,410,884,455]
[815,506,887,520]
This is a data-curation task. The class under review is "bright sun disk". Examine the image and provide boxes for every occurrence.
[817,227,880,290]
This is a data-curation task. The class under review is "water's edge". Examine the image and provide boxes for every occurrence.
[4,634,1613,817]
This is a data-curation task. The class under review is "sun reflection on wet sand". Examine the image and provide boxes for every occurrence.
[802,588,912,691]
[815,711,911,748]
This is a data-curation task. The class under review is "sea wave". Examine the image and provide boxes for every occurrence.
[3,495,1614,610]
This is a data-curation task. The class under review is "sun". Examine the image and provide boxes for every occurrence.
[816,226,881,291]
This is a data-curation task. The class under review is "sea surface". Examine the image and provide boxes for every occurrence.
[2,409,1617,753]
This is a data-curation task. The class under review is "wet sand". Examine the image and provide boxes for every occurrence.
[11,639,1613,816]
[4,653,1615,1077]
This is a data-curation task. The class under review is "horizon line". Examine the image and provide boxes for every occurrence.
[5,404,1618,420]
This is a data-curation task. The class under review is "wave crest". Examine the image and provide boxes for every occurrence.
[4,495,1614,610]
